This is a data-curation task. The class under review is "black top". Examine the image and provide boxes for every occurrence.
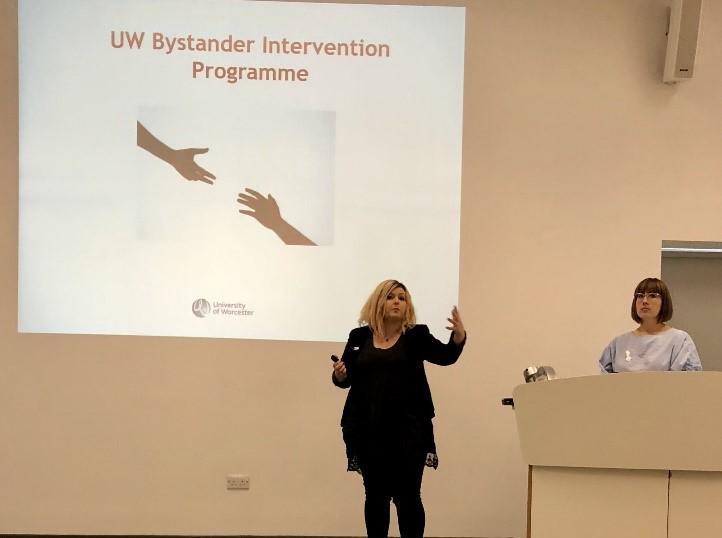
[354,336,411,426]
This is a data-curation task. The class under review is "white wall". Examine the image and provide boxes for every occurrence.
[1,1,721,537]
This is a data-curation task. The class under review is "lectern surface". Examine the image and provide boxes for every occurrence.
[512,371,722,471]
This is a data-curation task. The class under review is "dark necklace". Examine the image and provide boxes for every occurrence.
[383,331,400,342]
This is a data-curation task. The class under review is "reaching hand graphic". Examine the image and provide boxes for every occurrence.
[237,188,282,229]
[167,147,215,184]
[136,121,216,185]
[237,188,316,246]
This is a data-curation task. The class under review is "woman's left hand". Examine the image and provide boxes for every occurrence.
[446,306,466,345]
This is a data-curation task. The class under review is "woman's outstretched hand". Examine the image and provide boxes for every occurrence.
[446,306,466,345]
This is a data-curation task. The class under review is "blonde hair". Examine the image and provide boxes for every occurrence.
[359,279,416,339]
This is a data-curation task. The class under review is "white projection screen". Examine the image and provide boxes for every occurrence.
[18,0,465,342]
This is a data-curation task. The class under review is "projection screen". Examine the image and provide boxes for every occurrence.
[18,0,465,342]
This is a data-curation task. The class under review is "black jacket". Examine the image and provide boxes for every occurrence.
[333,324,465,427]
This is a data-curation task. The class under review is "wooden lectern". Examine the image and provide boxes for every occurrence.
[511,371,722,538]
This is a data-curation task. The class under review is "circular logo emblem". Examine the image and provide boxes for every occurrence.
[192,298,211,318]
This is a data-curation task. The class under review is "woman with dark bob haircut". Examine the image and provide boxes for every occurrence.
[331,279,466,538]
[599,277,702,373]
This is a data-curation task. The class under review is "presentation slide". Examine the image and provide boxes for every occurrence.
[18,0,465,342]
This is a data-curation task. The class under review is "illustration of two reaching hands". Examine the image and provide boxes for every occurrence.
[136,121,315,245]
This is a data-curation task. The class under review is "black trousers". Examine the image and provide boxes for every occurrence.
[359,451,426,538]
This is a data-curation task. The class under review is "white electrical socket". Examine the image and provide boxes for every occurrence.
[226,474,250,490]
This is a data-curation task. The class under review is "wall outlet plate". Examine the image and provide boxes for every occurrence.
[226,474,250,490]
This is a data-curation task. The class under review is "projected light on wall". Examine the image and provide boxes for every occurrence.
[18,0,465,342]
